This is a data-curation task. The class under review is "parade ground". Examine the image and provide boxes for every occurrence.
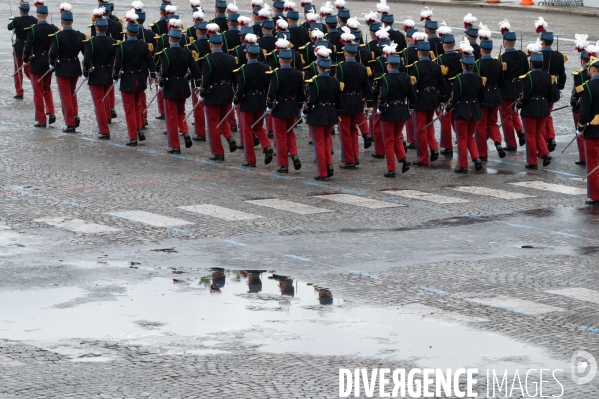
[2,0,599,397]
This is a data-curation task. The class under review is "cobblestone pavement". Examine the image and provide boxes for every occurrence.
[1,1,599,398]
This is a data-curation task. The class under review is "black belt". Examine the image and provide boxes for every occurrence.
[59,58,78,61]
[531,95,546,100]
[343,91,361,96]
[461,98,479,104]
[277,96,296,101]
[389,100,405,105]
[317,102,333,106]
[214,80,231,85]
[125,69,142,74]
[248,90,264,95]
[34,51,48,56]
[422,86,436,91]
[168,75,184,79]
[486,85,498,90]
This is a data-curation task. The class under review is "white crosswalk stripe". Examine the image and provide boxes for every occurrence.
[466,295,565,315]
[546,288,599,305]
[383,190,470,204]
[509,181,587,195]
[178,204,263,221]
[451,186,537,199]
[246,199,333,214]
[313,194,404,208]
[109,210,193,227]
[35,217,119,234]
[394,303,489,324]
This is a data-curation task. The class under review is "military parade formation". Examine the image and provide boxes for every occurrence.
[7,0,599,203]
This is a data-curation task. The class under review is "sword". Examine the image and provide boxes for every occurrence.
[287,117,303,133]
[251,112,267,129]
[12,60,25,76]
[550,104,570,113]
[183,94,204,122]
[101,84,115,102]
[356,113,373,128]
[583,164,599,181]
[37,67,53,82]
[498,100,519,129]
[216,106,235,128]
[73,79,86,96]
[561,135,578,154]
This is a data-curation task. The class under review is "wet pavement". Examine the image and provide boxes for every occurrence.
[2,0,599,397]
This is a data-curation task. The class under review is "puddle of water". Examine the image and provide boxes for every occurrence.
[0,271,568,372]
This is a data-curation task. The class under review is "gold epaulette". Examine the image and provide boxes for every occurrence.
[371,51,374,59]
[591,115,599,125]
[410,76,417,85]
[192,50,199,62]
[448,76,457,81]
[368,59,376,63]
[155,50,163,55]
[302,64,312,70]
[366,67,372,77]
[360,44,366,47]
[234,56,238,64]
[429,51,435,59]
[227,47,234,52]
[289,42,294,49]
[373,76,381,81]
[83,38,90,43]
[148,43,154,52]
[298,45,306,50]
[48,31,59,37]
[232,67,240,72]
[502,62,507,71]
[24,26,31,30]
[576,84,585,93]
[563,54,569,62]
[440,65,448,76]
[519,72,530,80]
[551,75,557,84]
[87,24,93,28]
[336,51,343,55]
[266,70,274,74]
[265,50,274,56]
[153,34,162,39]
[305,79,313,83]
[300,54,305,64]
[339,82,345,91]
[572,68,584,76]
[481,76,487,86]
[262,49,267,56]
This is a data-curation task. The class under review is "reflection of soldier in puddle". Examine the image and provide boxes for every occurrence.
[245,271,263,293]
[278,278,295,297]
[318,288,333,305]
[210,268,226,292]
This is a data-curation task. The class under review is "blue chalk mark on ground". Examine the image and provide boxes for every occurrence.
[170,154,187,160]
[138,149,157,153]
[223,239,248,247]
[498,306,525,314]
[202,160,221,166]
[549,170,580,177]
[236,167,253,172]
[381,197,403,204]
[80,137,95,142]
[554,231,582,238]
[464,214,489,221]
[422,206,445,212]
[62,201,80,207]
[13,190,32,196]
[497,161,520,166]
[52,131,68,136]
[167,227,188,233]
[421,287,450,295]
[580,326,599,334]
[305,181,325,187]
[0,121,13,125]
[505,223,533,229]
[286,254,311,262]
[270,174,290,180]
[351,271,377,278]
[112,212,132,219]
[342,188,364,195]
[110,143,126,148]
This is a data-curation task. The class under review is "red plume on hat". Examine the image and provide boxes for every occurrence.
[534,17,547,34]
[238,16,251,27]
[575,34,589,53]
[34,0,44,7]
[258,3,271,20]
[59,3,72,13]
[364,11,377,26]
[125,9,139,23]
[251,0,263,8]
[300,0,311,7]
[376,0,389,15]
[463,13,477,30]
[92,7,105,20]
[419,7,432,22]
[459,38,474,55]
[412,32,427,45]
[334,0,345,9]
[339,26,354,45]
[437,21,451,38]
[284,1,296,12]
[206,22,219,36]
[402,18,414,33]
[498,19,510,36]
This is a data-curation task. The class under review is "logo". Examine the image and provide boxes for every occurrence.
[571,350,597,385]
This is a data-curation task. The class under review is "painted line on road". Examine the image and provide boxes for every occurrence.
[62,201,80,207]
[580,326,599,334]
[381,197,403,204]
[421,287,450,295]
[138,149,157,154]
[0,121,13,125]
[341,188,364,195]
[351,271,377,278]
[236,167,254,173]
[269,173,291,180]
[13,189,32,196]
[80,137,96,142]
[546,288,599,305]
[110,143,126,148]
[223,239,248,247]
[170,154,187,160]
[510,181,587,195]
[464,215,489,221]
[286,254,311,262]
[554,231,582,238]
[304,181,325,187]
[452,186,536,200]
[497,306,525,314]
[384,190,469,204]
[166,226,188,233]
[202,160,222,166]
[51,131,68,136]
[422,206,445,212]
[178,204,263,221]
[246,199,333,214]
[543,169,580,178]
[35,217,119,234]
[315,194,404,209]
[505,223,533,229]
[466,296,565,315]
[109,210,193,227]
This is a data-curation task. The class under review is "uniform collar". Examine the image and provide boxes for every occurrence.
[275,13,284,17]
[160,17,167,21]
[388,70,399,74]
[247,59,258,64]
[169,42,179,47]
[21,14,29,17]
[229,27,238,31]
[318,72,329,76]
[127,37,138,41]
[481,55,492,59]
[289,24,298,28]
[444,50,456,54]
[531,68,542,71]
[505,48,516,52]
[428,35,436,40]
[263,33,273,37]
[591,76,599,81]
[328,28,337,33]
[462,70,473,75]
[63,27,73,31]
[344,58,356,62]
[254,22,261,26]
[197,35,207,39]
[541,47,552,51]
[419,56,430,61]
[215,14,226,18]
[280,65,291,68]
[470,41,477,45]
[96,32,106,36]
[37,20,48,24]
[212,48,222,53]
[407,44,415,48]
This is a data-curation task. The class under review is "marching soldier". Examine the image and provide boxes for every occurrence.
[335,35,373,169]
[498,22,528,151]
[463,14,480,60]
[379,3,405,51]
[300,7,317,32]
[576,55,599,205]
[114,11,156,146]
[443,52,485,173]
[198,27,238,161]
[133,2,156,128]
[336,1,350,29]
[516,52,553,169]
[211,0,229,33]
[571,37,591,166]
[224,3,241,51]
[272,0,286,23]
[436,32,461,156]
[82,11,116,139]
[266,47,304,173]
[364,17,382,60]
[258,16,277,136]
[23,0,57,127]
[189,17,210,141]
[409,37,447,166]
[149,3,174,121]
[535,18,566,153]
[251,1,264,37]
[420,7,442,57]
[48,3,85,133]
[324,14,340,50]
[287,1,310,50]
[475,37,506,160]
[228,20,254,67]
[8,0,37,100]
[266,38,303,70]
[377,44,416,177]
[233,43,273,167]
[369,37,391,158]
[302,47,342,180]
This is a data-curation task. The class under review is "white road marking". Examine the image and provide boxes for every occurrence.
[314,194,404,209]
[246,199,332,214]
[109,210,193,227]
[178,204,263,221]
[383,190,470,204]
[35,217,119,234]
[394,303,489,324]
[509,181,587,195]
[546,288,599,305]
[466,296,565,315]
[451,186,537,200]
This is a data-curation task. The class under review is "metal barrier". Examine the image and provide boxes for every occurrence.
[538,0,584,6]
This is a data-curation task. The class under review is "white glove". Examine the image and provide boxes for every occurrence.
[113,79,119,85]
[83,76,88,82]
[376,109,382,115]
[157,86,164,93]
[194,87,201,96]
[300,112,307,120]
[513,103,518,112]
[576,129,584,137]
[442,109,448,117]
[233,103,239,109]
[265,107,272,115]
[49,64,55,71]
[23,62,28,66]
[198,95,204,102]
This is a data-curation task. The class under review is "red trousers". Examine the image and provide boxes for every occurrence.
[227,103,237,128]
[339,113,359,164]
[500,99,524,148]
[406,113,415,144]
[121,84,143,140]
[475,106,502,158]
[141,90,147,120]
[381,120,407,172]
[90,85,111,135]
[585,138,599,200]
[14,56,31,96]
[543,103,555,140]
[369,107,384,155]
[309,124,333,177]
[157,90,165,115]
[242,111,271,164]
[56,75,79,127]
[192,91,206,137]
[165,97,187,148]
[206,103,233,156]
[414,109,438,164]
[273,116,298,168]
[439,110,454,150]
[454,119,480,169]
[522,117,549,166]
[573,112,586,162]
[30,72,54,124]
[355,112,369,136]
[108,83,115,111]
